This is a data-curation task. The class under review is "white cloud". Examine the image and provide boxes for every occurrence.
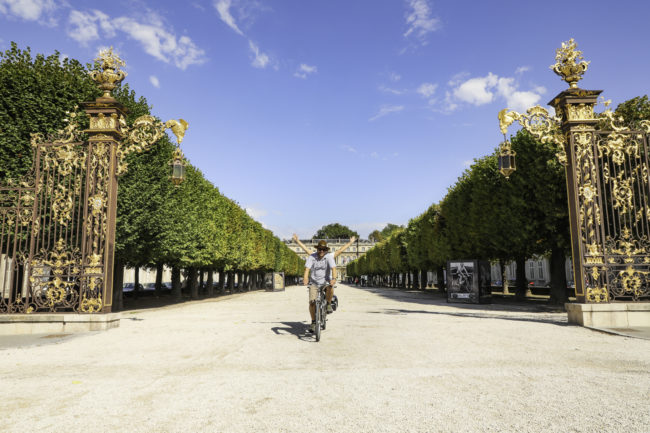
[66,9,206,70]
[417,82,437,98]
[340,145,357,153]
[213,0,278,72]
[248,40,269,68]
[245,206,267,220]
[453,73,498,105]
[67,10,113,45]
[463,160,473,168]
[389,72,401,82]
[444,72,545,113]
[0,0,55,22]
[149,75,160,88]
[379,85,404,95]
[370,152,379,158]
[515,65,530,74]
[112,17,205,69]
[369,104,404,122]
[495,76,543,112]
[294,63,317,79]
[443,91,458,112]
[403,0,440,44]
[214,0,243,35]
[447,71,469,87]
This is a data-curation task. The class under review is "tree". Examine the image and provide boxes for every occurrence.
[313,223,359,239]
[369,223,404,242]
[614,95,650,127]
[0,42,100,182]
[368,229,382,242]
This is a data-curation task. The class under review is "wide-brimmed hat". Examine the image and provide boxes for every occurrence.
[315,240,329,251]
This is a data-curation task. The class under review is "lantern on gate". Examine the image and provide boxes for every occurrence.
[498,138,516,179]
[170,146,186,186]
[165,119,189,186]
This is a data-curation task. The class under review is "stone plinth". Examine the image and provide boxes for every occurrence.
[0,313,120,335]
[566,302,650,328]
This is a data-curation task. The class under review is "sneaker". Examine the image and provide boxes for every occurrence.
[326,303,333,314]
[308,321,316,333]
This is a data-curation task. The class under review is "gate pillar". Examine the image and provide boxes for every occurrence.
[549,89,604,303]
[78,48,128,313]
[79,97,127,313]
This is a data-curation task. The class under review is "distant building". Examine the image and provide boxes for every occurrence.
[284,238,377,281]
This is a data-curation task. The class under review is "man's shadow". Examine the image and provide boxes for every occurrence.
[271,321,314,341]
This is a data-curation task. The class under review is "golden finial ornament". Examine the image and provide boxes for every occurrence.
[90,47,127,98]
[550,38,590,89]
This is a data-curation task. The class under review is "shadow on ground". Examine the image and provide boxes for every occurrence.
[270,321,315,342]
[352,285,567,314]
[121,287,282,312]
[368,308,568,326]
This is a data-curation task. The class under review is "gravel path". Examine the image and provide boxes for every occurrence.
[1,284,648,433]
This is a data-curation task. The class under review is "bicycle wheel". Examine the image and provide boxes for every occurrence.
[321,301,327,330]
[314,299,321,342]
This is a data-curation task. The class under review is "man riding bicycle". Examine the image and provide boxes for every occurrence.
[294,235,356,333]
[303,240,337,333]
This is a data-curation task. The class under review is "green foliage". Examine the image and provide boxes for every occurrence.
[369,223,404,242]
[0,42,100,181]
[615,95,650,128]
[313,223,359,239]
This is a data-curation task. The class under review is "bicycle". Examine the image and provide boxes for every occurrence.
[313,283,332,342]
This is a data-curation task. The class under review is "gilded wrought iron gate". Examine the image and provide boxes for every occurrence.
[572,127,650,302]
[0,129,118,314]
[0,47,187,314]
[499,39,650,304]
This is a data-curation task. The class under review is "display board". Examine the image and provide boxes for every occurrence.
[447,260,491,304]
[265,272,285,291]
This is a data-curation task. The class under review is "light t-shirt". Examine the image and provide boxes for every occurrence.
[305,252,336,285]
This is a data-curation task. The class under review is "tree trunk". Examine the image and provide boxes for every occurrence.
[188,267,199,299]
[133,267,140,300]
[420,269,427,290]
[199,270,204,295]
[112,256,124,311]
[155,262,164,297]
[218,270,225,293]
[171,267,182,301]
[206,269,214,297]
[499,259,509,295]
[436,266,446,292]
[549,247,568,305]
[228,271,235,292]
[515,256,527,301]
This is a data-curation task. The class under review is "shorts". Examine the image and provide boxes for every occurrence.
[308,283,331,302]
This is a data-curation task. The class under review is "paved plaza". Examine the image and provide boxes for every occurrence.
[1,284,649,433]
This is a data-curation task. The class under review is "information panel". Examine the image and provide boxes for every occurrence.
[265,272,285,291]
[447,260,491,304]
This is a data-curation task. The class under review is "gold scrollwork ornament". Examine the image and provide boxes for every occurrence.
[586,286,608,303]
[80,295,103,313]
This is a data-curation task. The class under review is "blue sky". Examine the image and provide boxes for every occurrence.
[2,0,650,239]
